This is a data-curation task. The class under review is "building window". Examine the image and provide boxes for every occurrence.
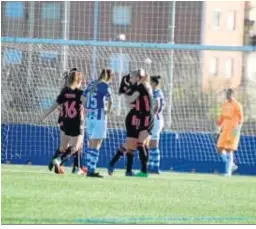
[227,11,236,31]
[40,51,57,68]
[110,54,129,73]
[225,58,233,78]
[212,9,220,29]
[4,49,23,65]
[41,3,61,20]
[112,6,132,25]
[209,57,218,76]
[5,2,24,18]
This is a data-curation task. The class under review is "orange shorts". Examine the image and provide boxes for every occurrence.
[217,129,240,151]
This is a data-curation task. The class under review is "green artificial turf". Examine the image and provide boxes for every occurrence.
[1,164,256,224]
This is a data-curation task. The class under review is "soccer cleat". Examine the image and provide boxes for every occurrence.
[135,171,148,178]
[232,164,238,173]
[81,166,88,174]
[125,171,135,176]
[87,172,104,178]
[107,164,114,176]
[72,167,87,175]
[48,161,54,171]
[48,155,60,171]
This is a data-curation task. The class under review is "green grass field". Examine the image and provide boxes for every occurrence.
[1,164,256,224]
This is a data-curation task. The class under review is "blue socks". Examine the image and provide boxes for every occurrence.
[220,152,233,175]
[149,148,160,172]
[220,153,227,163]
[86,148,99,174]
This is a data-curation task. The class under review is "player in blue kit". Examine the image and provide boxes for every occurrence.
[148,75,166,174]
[81,68,113,178]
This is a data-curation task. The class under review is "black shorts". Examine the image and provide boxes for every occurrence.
[125,110,139,139]
[137,114,154,135]
[60,120,84,137]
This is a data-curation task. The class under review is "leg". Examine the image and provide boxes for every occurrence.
[136,130,151,177]
[149,140,161,174]
[87,139,103,177]
[56,135,82,174]
[49,130,69,171]
[124,138,137,176]
[108,145,127,175]
[125,150,135,176]
[108,137,137,176]
[225,149,234,176]
[72,136,86,174]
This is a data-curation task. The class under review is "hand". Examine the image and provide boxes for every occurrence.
[212,126,221,139]
[138,74,149,85]
[233,125,241,137]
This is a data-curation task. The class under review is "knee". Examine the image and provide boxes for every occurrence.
[127,149,135,155]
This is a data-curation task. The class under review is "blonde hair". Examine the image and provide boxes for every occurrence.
[98,68,114,82]
[68,71,82,87]
[89,68,114,95]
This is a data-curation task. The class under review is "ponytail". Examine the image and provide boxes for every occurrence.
[150,75,161,85]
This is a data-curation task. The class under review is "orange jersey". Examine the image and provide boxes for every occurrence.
[218,99,243,131]
[217,99,243,151]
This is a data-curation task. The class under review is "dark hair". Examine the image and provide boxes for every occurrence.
[226,88,234,94]
[70,68,78,72]
[150,75,161,85]
[119,74,130,94]
[99,68,114,82]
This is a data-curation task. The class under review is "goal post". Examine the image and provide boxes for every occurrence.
[1,37,256,174]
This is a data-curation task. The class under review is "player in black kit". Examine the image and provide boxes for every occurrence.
[108,74,139,176]
[125,69,154,177]
[40,70,85,174]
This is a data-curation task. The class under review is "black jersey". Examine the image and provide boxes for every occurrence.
[134,83,153,115]
[56,87,84,136]
[134,83,154,133]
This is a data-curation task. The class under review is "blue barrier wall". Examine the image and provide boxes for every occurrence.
[1,124,256,175]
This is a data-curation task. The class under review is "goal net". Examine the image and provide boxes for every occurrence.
[2,41,256,169]
[1,1,256,172]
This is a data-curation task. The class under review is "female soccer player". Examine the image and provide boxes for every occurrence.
[109,69,154,177]
[48,68,76,172]
[108,74,139,176]
[81,68,113,178]
[216,88,243,176]
[48,68,86,174]
[148,75,166,174]
[40,70,85,174]
[124,69,154,177]
[130,70,154,177]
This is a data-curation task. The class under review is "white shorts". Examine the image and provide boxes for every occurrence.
[151,118,164,140]
[87,118,107,140]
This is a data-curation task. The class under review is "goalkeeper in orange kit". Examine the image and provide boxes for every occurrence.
[215,88,243,176]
